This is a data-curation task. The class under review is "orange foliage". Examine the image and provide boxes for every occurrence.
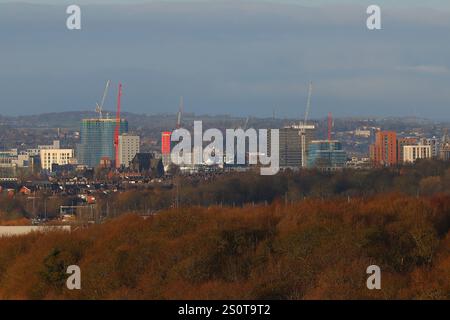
[0,218,31,226]
[0,194,448,300]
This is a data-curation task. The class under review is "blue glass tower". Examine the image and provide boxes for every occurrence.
[77,118,128,168]
[307,140,347,170]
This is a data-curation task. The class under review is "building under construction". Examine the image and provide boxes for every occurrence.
[274,125,315,169]
[273,81,316,169]
[76,81,129,168]
[307,140,346,171]
[76,118,128,168]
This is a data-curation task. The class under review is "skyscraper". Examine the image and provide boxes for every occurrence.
[274,125,315,169]
[118,134,140,168]
[77,118,128,168]
[370,131,398,166]
[161,131,172,168]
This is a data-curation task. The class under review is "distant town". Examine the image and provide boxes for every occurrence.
[1,83,449,227]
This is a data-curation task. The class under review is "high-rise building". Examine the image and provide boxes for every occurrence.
[440,130,450,161]
[0,149,18,179]
[397,137,418,162]
[403,145,431,163]
[420,137,440,158]
[307,140,347,171]
[276,125,315,169]
[40,149,74,172]
[117,134,140,168]
[77,118,128,168]
[370,131,398,166]
[161,131,172,168]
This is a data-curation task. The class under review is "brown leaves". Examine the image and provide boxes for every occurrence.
[0,194,448,299]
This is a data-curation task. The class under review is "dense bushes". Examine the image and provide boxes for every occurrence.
[0,193,448,300]
[107,159,450,211]
[0,195,28,221]
[2,159,450,222]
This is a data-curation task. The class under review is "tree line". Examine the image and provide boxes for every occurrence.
[2,158,450,222]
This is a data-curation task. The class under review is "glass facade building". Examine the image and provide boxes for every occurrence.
[77,118,128,168]
[270,125,315,169]
[307,140,347,170]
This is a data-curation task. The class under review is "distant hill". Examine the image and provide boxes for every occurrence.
[0,111,290,131]
[0,112,448,148]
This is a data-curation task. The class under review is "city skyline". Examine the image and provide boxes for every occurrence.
[0,1,449,119]
[1,0,450,305]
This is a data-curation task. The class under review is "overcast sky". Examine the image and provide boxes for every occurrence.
[0,1,449,119]
[0,1,449,7]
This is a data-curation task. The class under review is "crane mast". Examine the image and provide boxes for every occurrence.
[328,112,333,141]
[114,83,122,169]
[243,116,250,131]
[301,81,313,168]
[176,96,184,129]
[304,81,313,127]
[96,80,111,119]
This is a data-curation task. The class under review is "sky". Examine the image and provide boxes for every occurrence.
[0,0,449,119]
[0,1,449,7]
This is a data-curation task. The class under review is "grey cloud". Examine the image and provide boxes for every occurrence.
[396,65,450,74]
[0,1,449,119]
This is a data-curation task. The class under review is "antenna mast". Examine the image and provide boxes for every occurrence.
[114,83,122,168]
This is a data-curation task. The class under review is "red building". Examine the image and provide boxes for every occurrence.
[161,132,172,155]
[161,131,172,167]
[370,131,398,166]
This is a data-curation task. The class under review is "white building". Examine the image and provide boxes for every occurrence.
[0,149,18,178]
[420,137,440,158]
[27,140,61,156]
[118,134,140,168]
[0,226,71,237]
[403,145,431,163]
[40,149,74,171]
[13,153,30,168]
[354,128,371,138]
[39,140,60,150]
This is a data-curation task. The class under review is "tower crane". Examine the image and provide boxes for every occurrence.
[95,80,111,119]
[176,96,184,129]
[300,81,313,168]
[114,83,122,169]
[328,112,333,141]
[243,116,250,131]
